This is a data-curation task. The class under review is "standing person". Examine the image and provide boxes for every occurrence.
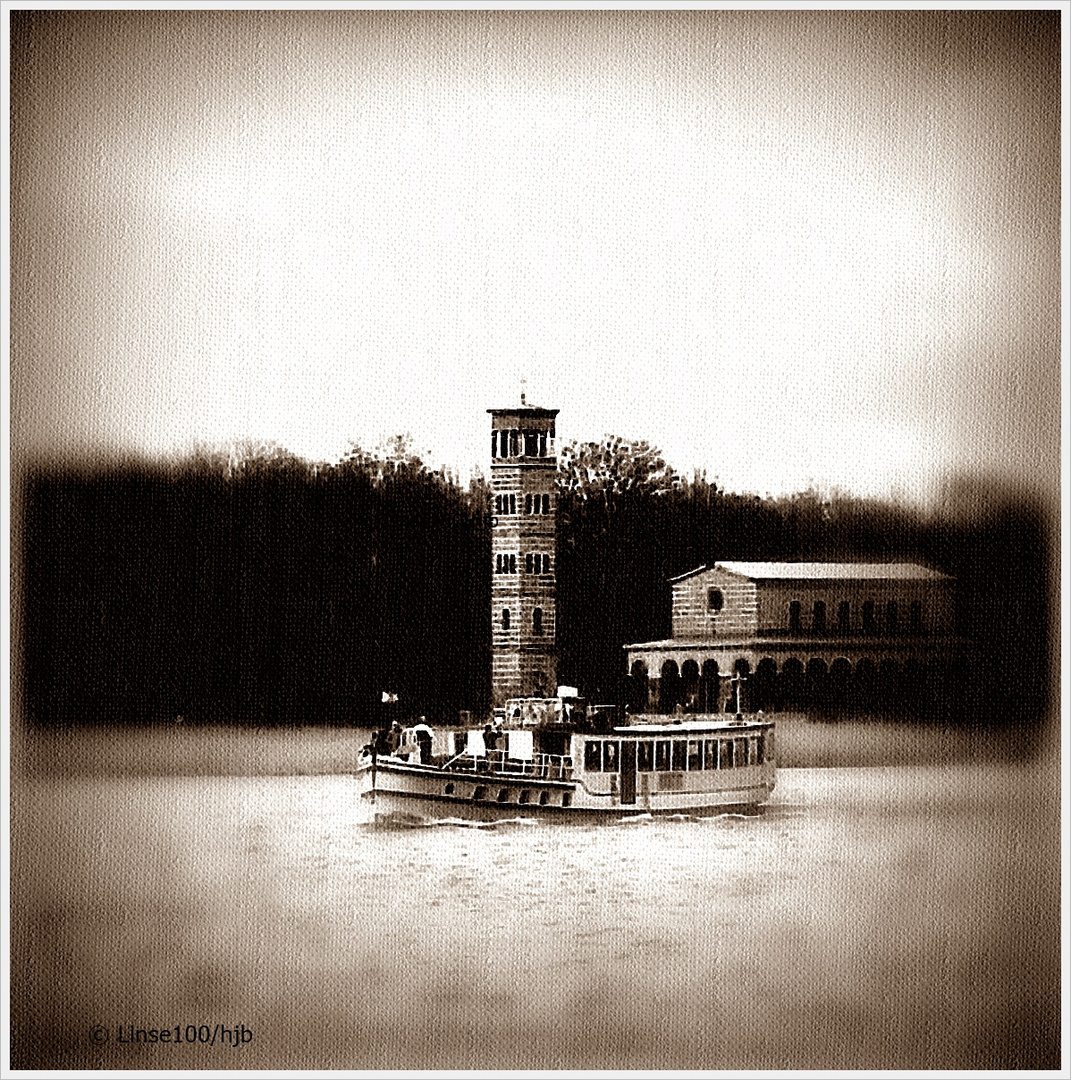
[483,723,498,753]
[414,718,433,764]
[387,720,403,754]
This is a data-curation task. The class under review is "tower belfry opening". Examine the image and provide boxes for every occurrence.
[488,399,559,706]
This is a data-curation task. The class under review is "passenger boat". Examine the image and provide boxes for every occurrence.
[355,696,776,822]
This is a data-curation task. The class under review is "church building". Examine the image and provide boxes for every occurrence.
[624,562,962,715]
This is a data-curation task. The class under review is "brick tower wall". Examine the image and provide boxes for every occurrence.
[488,407,559,706]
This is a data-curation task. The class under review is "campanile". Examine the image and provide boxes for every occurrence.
[488,397,559,705]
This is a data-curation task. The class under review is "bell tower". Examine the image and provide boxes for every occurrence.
[488,395,559,706]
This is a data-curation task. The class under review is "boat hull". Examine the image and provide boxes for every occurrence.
[355,758,775,823]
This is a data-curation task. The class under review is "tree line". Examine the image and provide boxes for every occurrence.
[19,436,1051,730]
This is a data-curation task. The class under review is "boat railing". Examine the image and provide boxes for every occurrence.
[438,749,574,780]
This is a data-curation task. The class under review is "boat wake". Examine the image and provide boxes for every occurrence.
[363,811,541,831]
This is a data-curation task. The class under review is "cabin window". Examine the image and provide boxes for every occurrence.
[654,741,671,771]
[736,739,749,766]
[533,608,543,636]
[603,741,619,772]
[497,788,510,802]
[538,791,550,806]
[585,741,602,772]
[637,741,654,772]
[813,601,826,632]
[502,608,510,631]
[444,782,455,794]
[789,601,801,631]
[672,741,687,771]
[838,601,851,632]
[708,588,724,612]
[720,740,734,769]
[687,740,702,771]
[473,786,487,800]
[518,790,530,804]
[704,739,717,769]
[561,792,572,807]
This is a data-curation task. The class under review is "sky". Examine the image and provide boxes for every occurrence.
[8,6,1063,504]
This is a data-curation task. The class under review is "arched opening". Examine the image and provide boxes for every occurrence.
[728,658,751,713]
[789,600,802,632]
[502,608,510,631]
[829,657,852,714]
[813,601,826,633]
[532,607,543,636]
[659,660,681,714]
[838,600,851,633]
[886,601,899,633]
[851,657,877,713]
[629,660,649,714]
[681,660,700,712]
[780,658,805,709]
[699,660,719,713]
[806,658,829,714]
[877,659,900,715]
[753,657,778,711]
[902,660,926,717]
[862,600,876,633]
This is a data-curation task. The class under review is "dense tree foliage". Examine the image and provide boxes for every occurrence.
[19,437,1051,730]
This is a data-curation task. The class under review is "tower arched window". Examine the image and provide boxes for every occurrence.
[533,608,543,636]
[502,608,510,630]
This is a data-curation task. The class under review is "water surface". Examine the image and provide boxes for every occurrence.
[11,760,1059,1070]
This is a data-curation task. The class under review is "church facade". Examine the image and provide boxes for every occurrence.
[624,562,962,714]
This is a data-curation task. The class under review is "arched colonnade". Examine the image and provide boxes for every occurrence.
[627,654,959,716]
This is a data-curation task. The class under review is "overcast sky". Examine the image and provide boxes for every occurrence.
[9,7,1061,503]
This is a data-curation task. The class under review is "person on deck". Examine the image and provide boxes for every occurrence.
[387,720,403,754]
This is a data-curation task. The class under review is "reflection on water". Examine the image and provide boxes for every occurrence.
[11,761,1060,1070]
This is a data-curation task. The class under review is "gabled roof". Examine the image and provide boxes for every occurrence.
[713,561,951,582]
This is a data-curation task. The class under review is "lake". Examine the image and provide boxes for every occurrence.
[9,727,1061,1071]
